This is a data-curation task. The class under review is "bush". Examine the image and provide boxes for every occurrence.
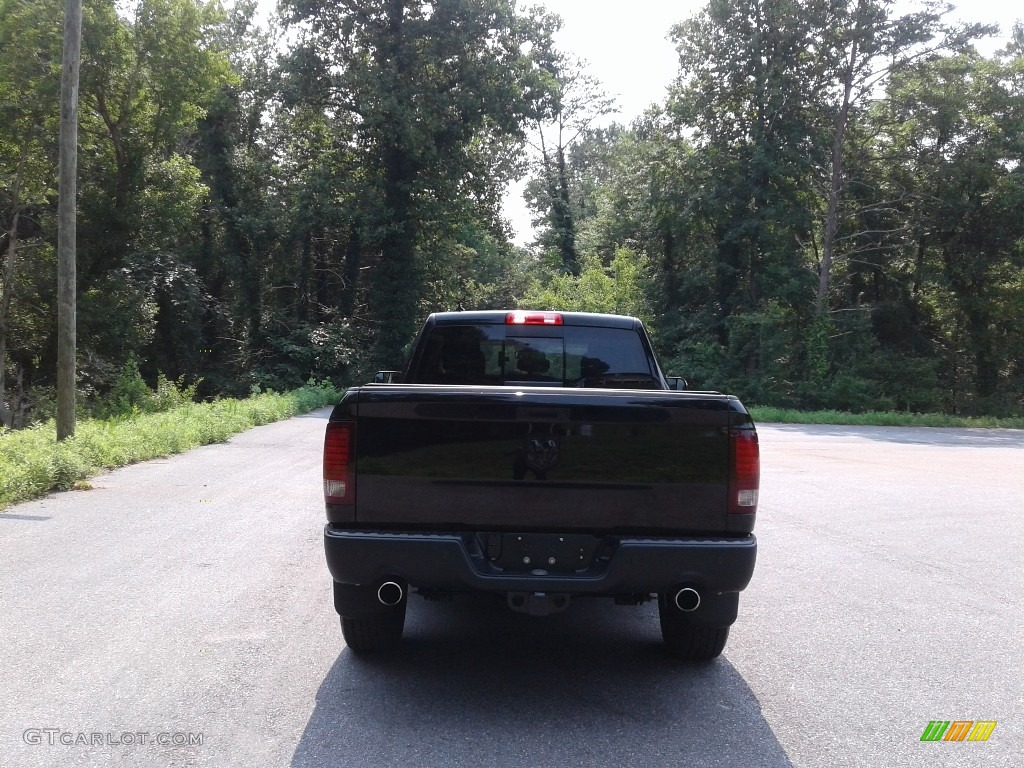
[106,360,153,416]
[93,360,200,419]
[150,373,200,413]
[523,249,654,326]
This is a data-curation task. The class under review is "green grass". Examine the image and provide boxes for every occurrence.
[0,382,342,511]
[748,406,1024,430]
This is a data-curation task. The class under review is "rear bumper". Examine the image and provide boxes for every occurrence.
[324,526,757,596]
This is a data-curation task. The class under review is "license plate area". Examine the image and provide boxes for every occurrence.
[482,533,606,573]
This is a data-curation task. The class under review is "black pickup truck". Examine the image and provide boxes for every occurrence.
[322,310,759,660]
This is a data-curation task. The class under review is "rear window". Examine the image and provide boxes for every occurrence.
[410,325,659,388]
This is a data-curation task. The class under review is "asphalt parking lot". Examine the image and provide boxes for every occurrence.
[1,413,1020,767]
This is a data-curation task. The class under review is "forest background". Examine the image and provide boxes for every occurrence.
[2,0,1022,430]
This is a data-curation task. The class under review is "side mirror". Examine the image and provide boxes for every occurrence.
[665,376,688,391]
[373,370,399,384]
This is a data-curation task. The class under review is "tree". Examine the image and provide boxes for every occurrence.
[0,0,64,426]
[280,0,557,368]
[525,53,617,274]
[73,0,233,389]
[1,0,236,425]
[877,50,1024,412]
[811,0,991,318]
[667,0,824,387]
[193,0,281,367]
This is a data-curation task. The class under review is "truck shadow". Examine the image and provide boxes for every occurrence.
[291,596,792,767]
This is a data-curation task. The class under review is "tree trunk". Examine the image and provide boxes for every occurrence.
[0,211,18,428]
[554,144,578,275]
[297,232,311,323]
[57,0,82,441]
[339,223,361,319]
[0,138,34,429]
[371,148,418,368]
[661,228,678,312]
[537,122,578,275]
[816,36,858,319]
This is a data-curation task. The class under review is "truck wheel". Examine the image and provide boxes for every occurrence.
[340,604,406,654]
[658,599,729,661]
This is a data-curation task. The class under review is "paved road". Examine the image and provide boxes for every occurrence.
[1,413,1020,767]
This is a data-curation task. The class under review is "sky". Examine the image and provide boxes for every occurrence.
[254,0,1023,245]
[535,0,700,126]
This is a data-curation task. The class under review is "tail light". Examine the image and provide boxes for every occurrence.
[324,421,355,506]
[729,426,759,514]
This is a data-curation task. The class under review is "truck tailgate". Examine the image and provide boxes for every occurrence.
[346,386,742,533]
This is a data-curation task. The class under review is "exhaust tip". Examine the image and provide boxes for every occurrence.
[674,587,700,612]
[377,581,404,606]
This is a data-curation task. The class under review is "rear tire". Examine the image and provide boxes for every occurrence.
[334,581,407,653]
[340,604,406,654]
[658,598,730,661]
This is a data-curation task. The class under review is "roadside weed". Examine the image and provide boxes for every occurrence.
[0,384,341,510]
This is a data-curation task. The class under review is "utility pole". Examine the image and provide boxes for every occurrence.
[57,0,82,440]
